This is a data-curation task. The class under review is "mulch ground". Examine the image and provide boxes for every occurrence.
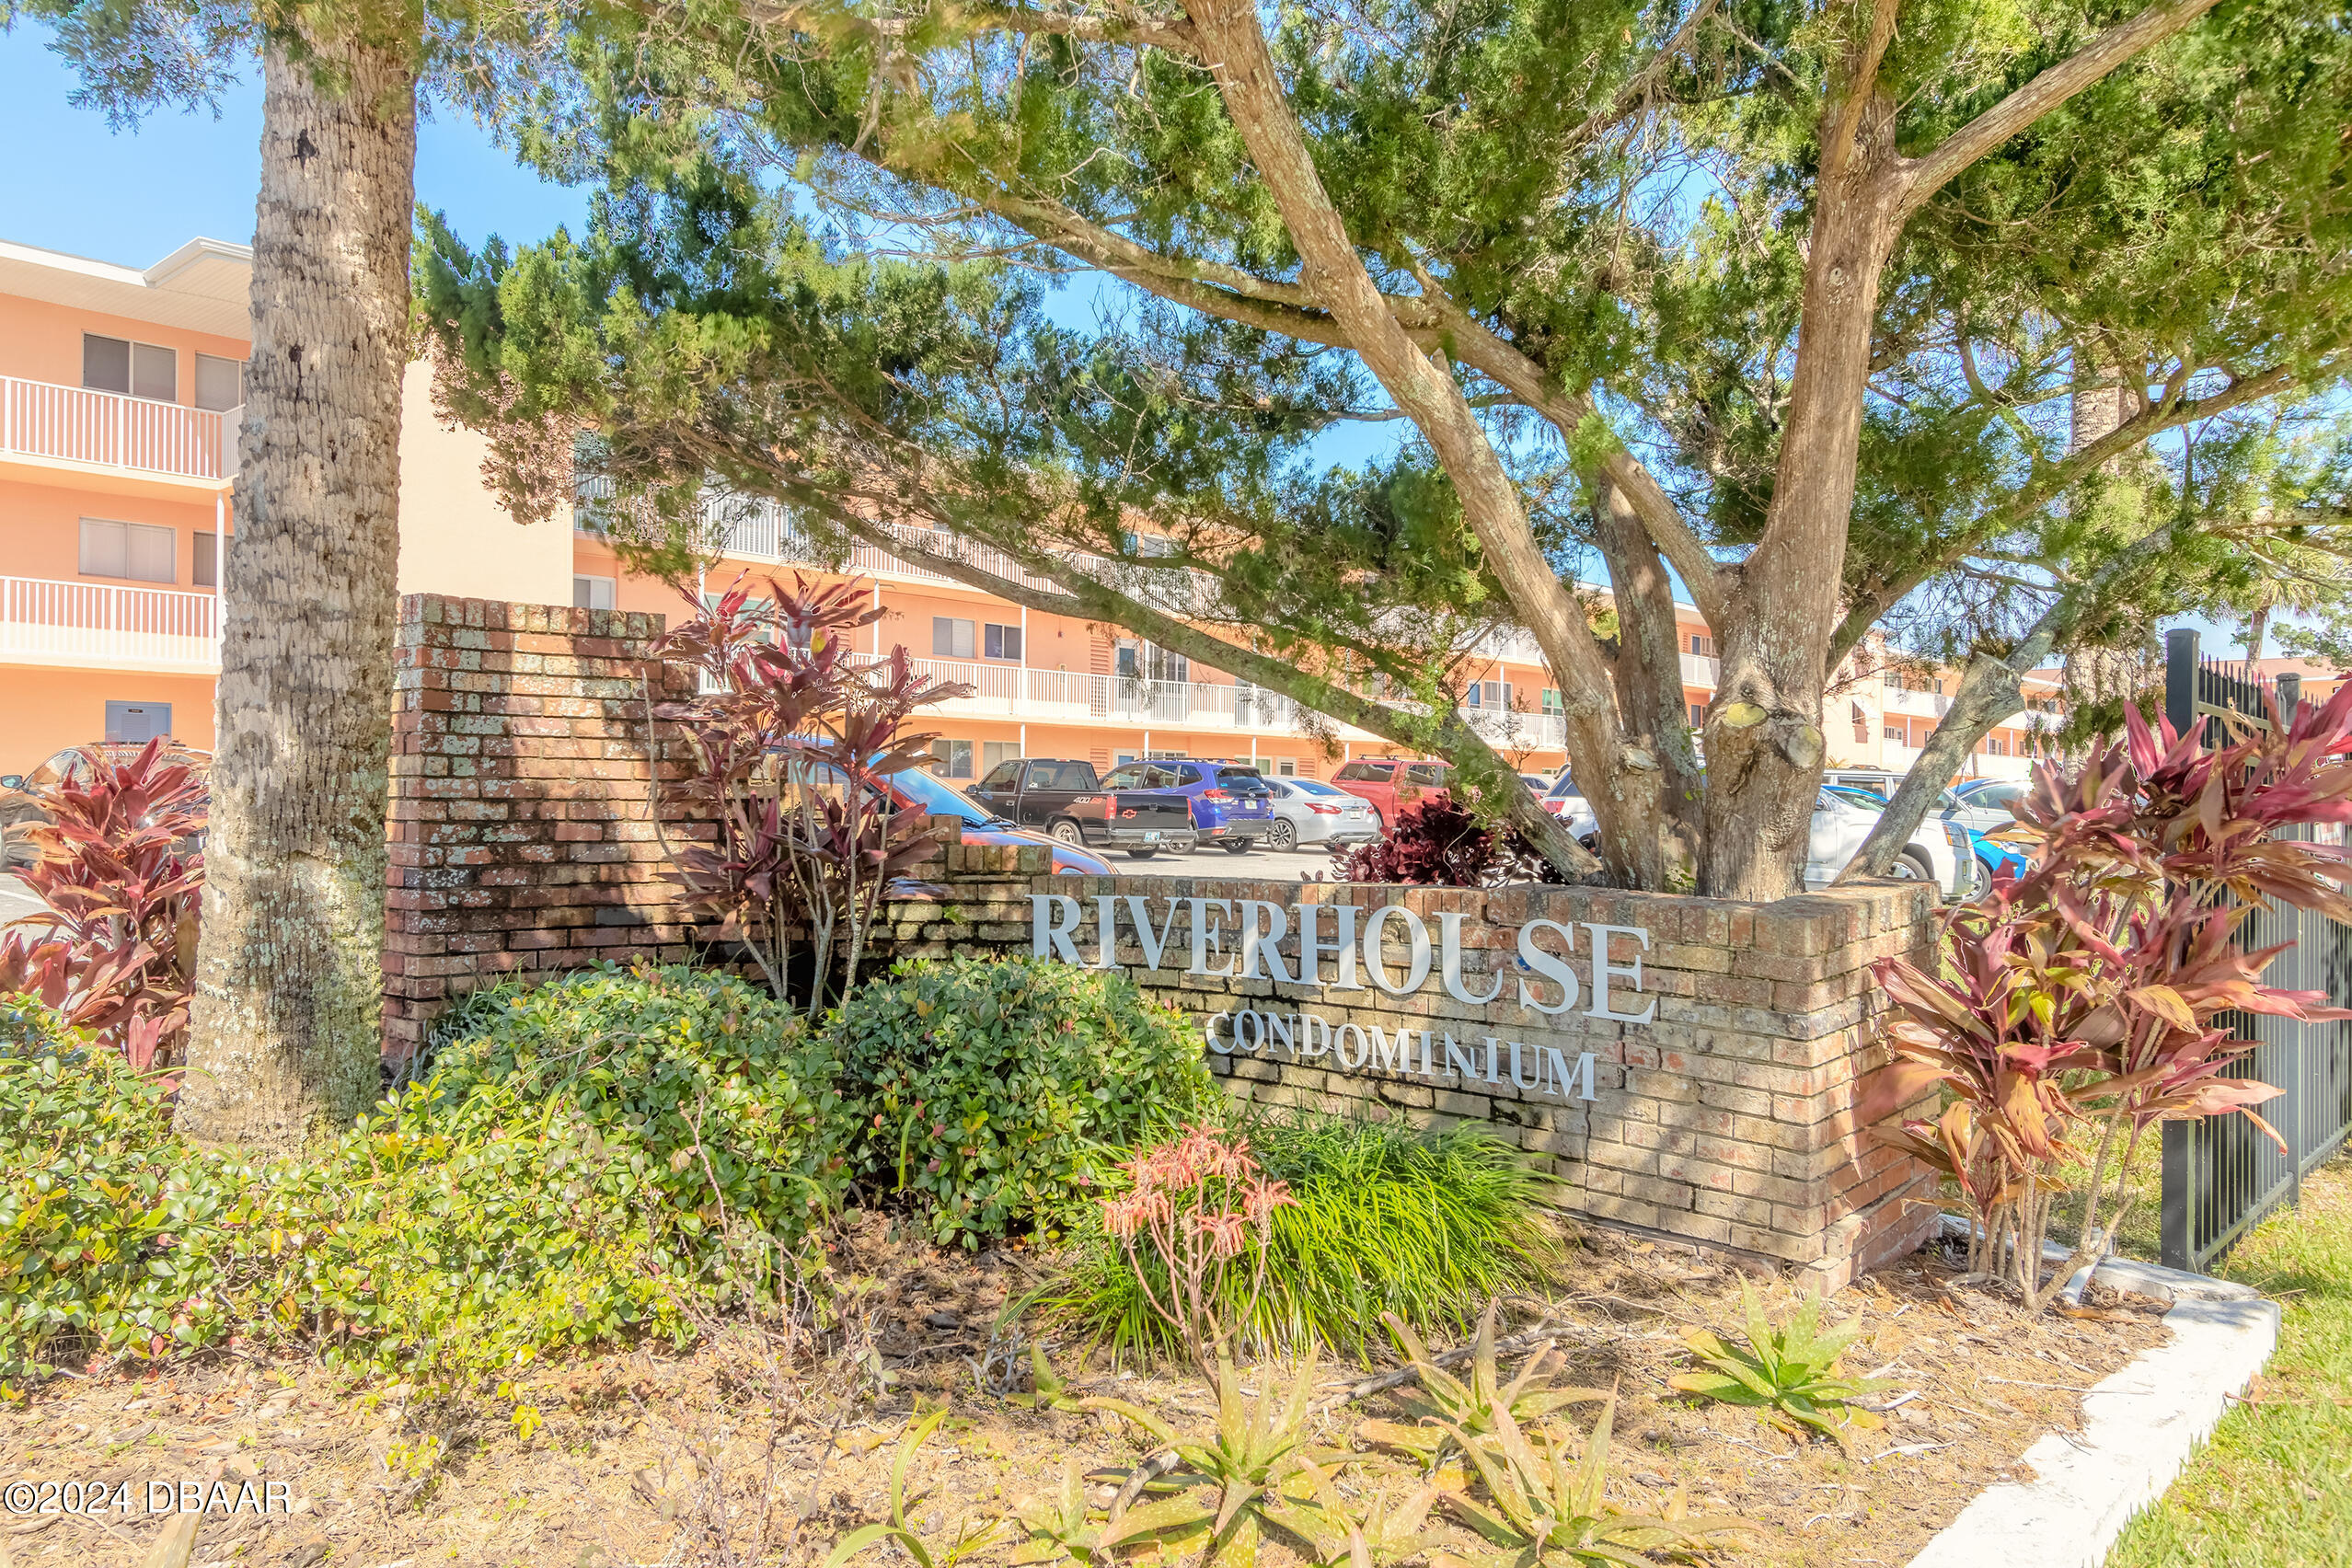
[0,1216,2173,1568]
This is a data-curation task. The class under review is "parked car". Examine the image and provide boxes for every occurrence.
[1815,785,1977,898]
[1330,757,1451,832]
[1259,776,1379,850]
[1822,767,1905,800]
[1516,772,1553,793]
[967,756,1197,858]
[884,764,1113,875]
[1541,774,1599,845]
[1101,759,1275,853]
[1946,776,2032,834]
[2,740,212,870]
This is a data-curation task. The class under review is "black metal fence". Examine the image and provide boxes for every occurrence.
[2158,628,2352,1273]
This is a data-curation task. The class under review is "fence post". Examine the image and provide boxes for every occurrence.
[2163,628,2199,737]
[2278,672,2302,722]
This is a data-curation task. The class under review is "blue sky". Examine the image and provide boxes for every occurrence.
[0,37,587,265]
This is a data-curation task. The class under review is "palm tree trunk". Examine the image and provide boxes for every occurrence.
[175,37,418,1152]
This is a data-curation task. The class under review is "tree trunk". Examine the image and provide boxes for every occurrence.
[1589,483,1702,873]
[1700,79,1903,902]
[175,38,418,1152]
[2243,581,2275,666]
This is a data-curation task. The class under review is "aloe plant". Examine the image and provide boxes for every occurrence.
[1009,1458,1105,1566]
[822,1407,1007,1568]
[1666,1287,1891,1443]
[1435,1394,1753,1568]
[1089,1351,1353,1568]
[1359,1304,1607,1468]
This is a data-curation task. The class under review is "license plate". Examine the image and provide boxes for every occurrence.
[1142,831,1159,844]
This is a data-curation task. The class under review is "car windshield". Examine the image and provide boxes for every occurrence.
[1547,776,1581,798]
[1216,767,1269,792]
[1825,787,1885,812]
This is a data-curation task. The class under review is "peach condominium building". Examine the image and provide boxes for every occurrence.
[0,231,2051,786]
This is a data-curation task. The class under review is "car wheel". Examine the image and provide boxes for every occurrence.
[1222,840,1253,855]
[1049,819,1084,847]
[1370,809,1386,834]
[1126,848,1158,860]
[1268,819,1297,850]
[1892,848,1934,882]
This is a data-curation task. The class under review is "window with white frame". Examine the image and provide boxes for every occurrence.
[1689,703,1707,729]
[1688,633,1714,657]
[1465,679,1511,710]
[1885,725,1906,743]
[194,353,244,411]
[933,617,976,658]
[930,737,974,777]
[1540,688,1562,715]
[573,575,617,610]
[79,518,176,583]
[1276,757,1297,777]
[83,334,178,401]
[982,622,1022,660]
[982,740,1021,770]
[193,530,218,587]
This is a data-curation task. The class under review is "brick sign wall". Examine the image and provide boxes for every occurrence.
[382,594,699,1063]
[880,839,1940,1291]
[375,596,1940,1289]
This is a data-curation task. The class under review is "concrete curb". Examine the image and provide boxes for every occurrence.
[1903,1219,2279,1568]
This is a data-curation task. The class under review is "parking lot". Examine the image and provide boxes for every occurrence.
[1087,841,1351,881]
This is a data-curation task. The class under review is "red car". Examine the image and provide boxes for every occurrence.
[1328,758,1451,834]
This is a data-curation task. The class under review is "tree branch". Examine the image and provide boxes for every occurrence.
[1896,0,2229,221]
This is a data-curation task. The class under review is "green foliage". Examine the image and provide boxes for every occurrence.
[1086,1353,1350,1568]
[0,965,850,1384]
[1359,1303,1607,1469]
[1666,1286,1891,1445]
[1058,1112,1562,1361]
[0,1000,244,1378]
[263,963,851,1378]
[830,956,1216,1248]
[1435,1392,1754,1568]
[822,1405,1006,1568]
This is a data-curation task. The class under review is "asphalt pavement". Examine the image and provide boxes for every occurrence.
[0,874,45,929]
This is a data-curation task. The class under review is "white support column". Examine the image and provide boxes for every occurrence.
[212,493,225,600]
[871,582,882,655]
[1019,722,1027,756]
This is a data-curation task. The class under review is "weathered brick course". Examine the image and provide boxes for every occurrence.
[381,594,698,1059]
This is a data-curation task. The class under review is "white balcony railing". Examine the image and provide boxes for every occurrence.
[1678,651,1719,689]
[0,575,221,672]
[0,377,236,483]
[1884,686,1953,720]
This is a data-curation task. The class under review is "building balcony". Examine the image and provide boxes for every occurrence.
[0,375,238,498]
[1884,685,1952,720]
[0,574,220,674]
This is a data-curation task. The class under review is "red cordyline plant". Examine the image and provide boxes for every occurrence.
[1102,1124,1298,1372]
[0,739,205,1071]
[1866,686,2352,1309]
[647,572,970,1015]
[1332,796,1548,887]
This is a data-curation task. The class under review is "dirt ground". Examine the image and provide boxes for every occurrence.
[0,1217,2174,1568]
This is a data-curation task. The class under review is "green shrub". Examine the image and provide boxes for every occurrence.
[1,965,853,1385]
[270,963,852,1377]
[831,956,1216,1248]
[1056,1111,1563,1361]
[0,999,248,1378]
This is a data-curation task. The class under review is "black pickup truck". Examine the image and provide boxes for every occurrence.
[968,758,1197,859]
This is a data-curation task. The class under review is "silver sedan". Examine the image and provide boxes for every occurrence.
[1261,777,1381,849]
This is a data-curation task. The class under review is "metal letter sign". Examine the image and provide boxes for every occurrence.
[1028,895,1649,1103]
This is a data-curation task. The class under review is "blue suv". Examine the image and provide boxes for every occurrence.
[1100,758,1274,854]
